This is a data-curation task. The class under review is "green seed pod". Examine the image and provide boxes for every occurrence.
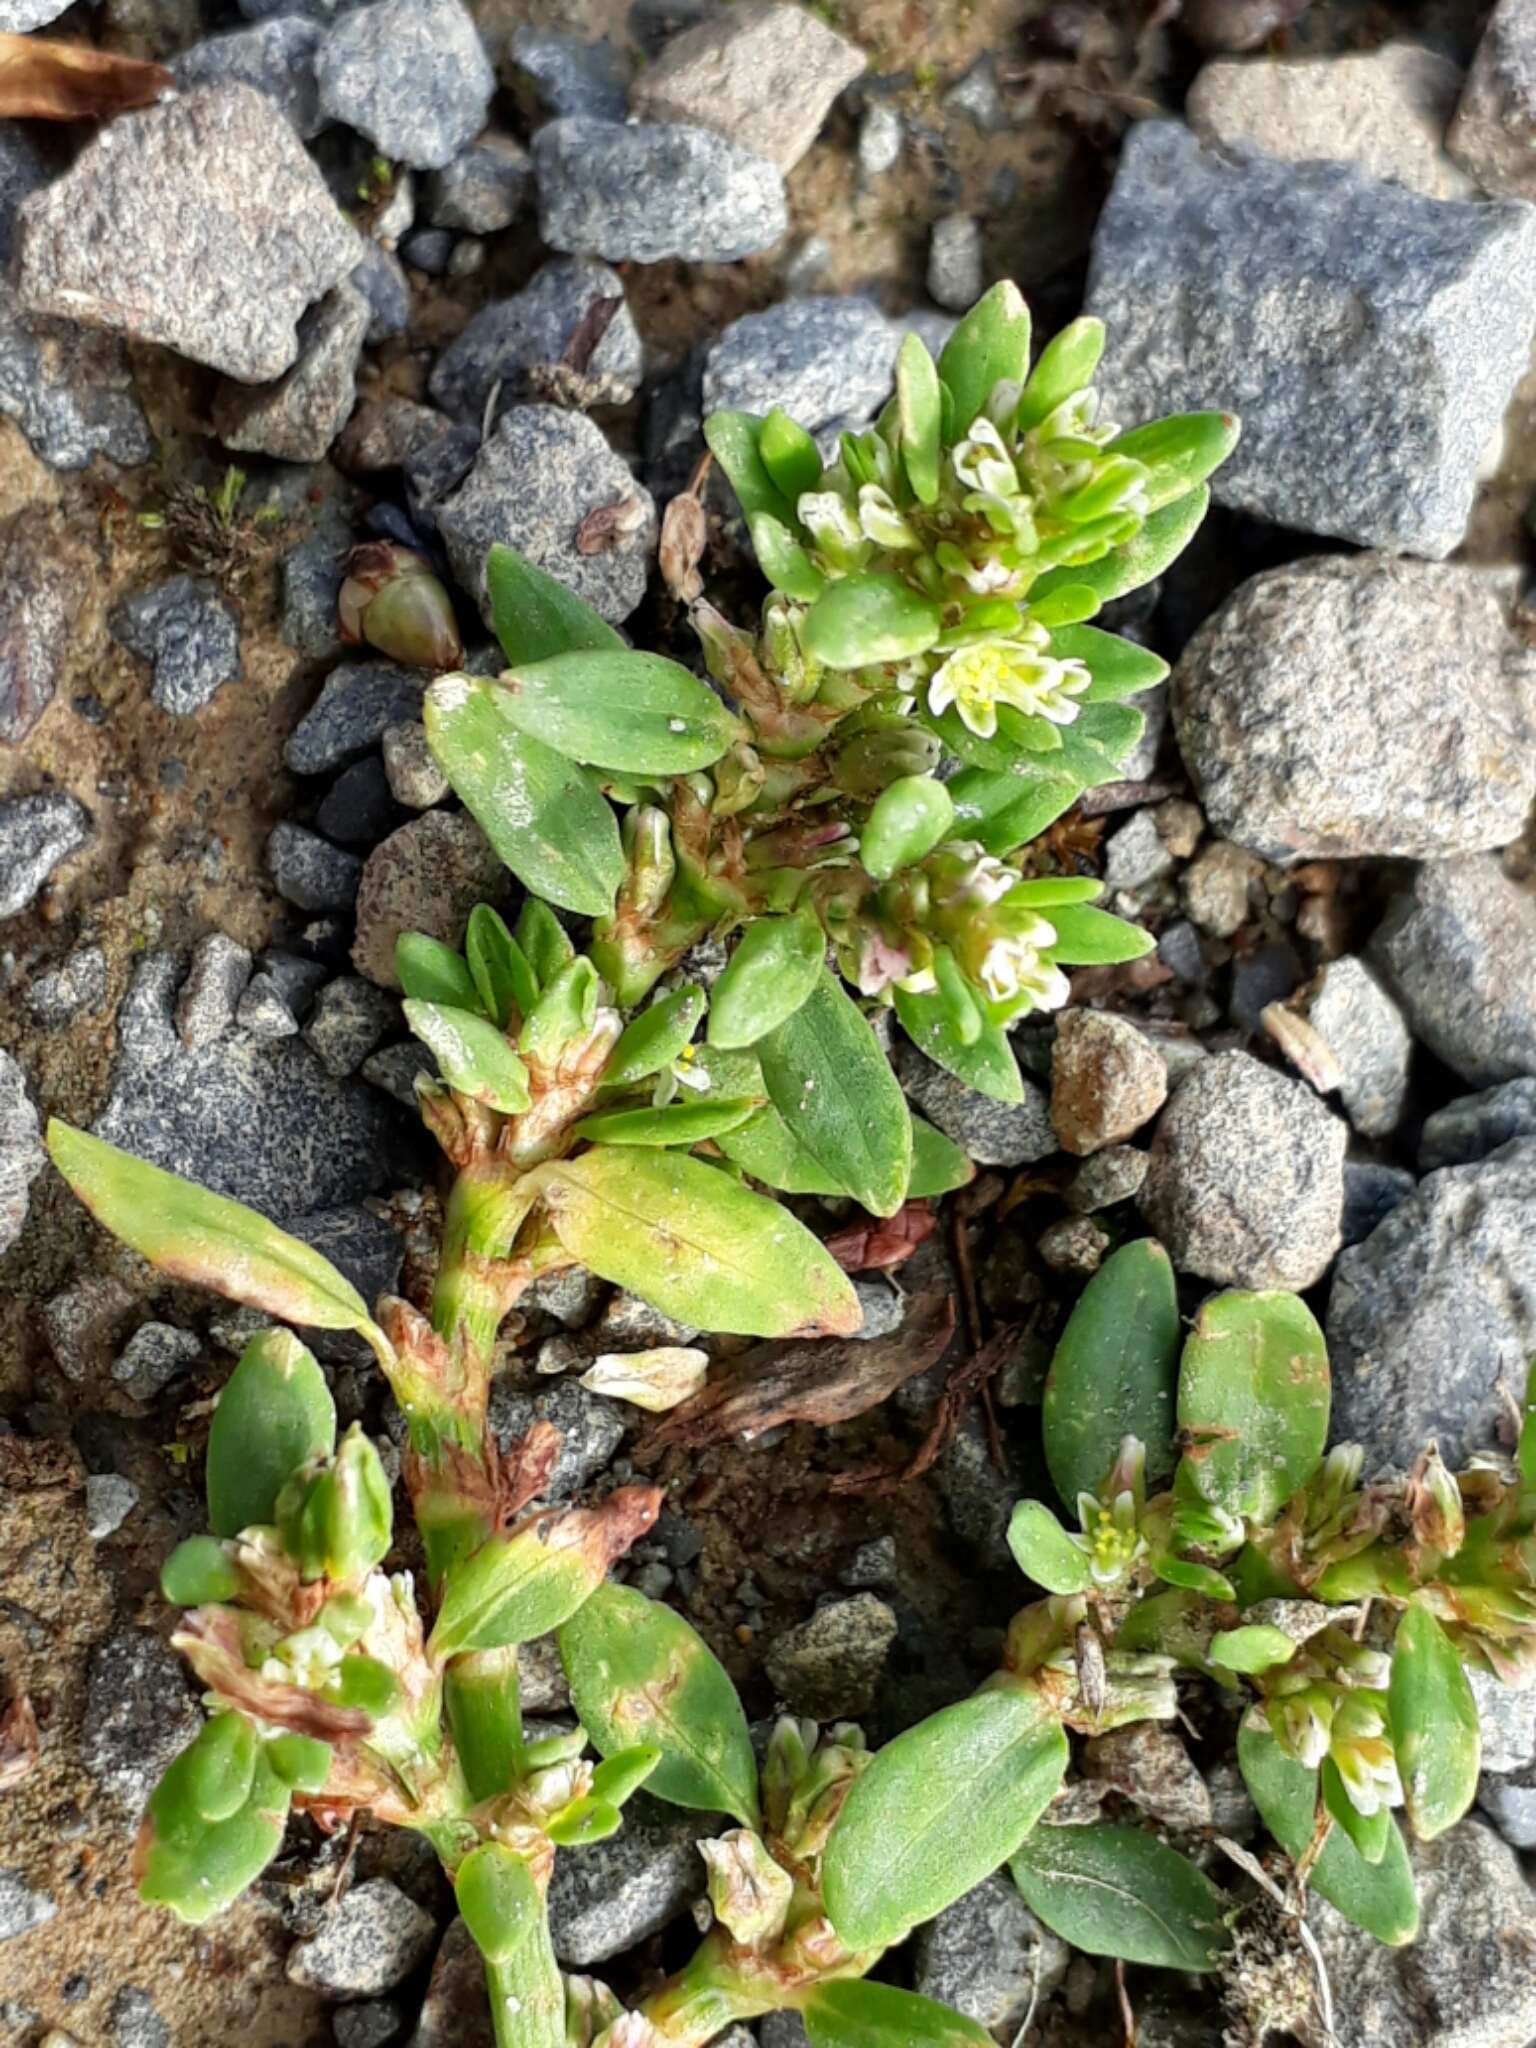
[161,1535,243,1608]
[707,905,825,1050]
[338,542,463,672]
[859,775,956,882]
[276,1425,393,1585]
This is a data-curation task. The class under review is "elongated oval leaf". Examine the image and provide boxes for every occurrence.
[824,1687,1069,1950]
[939,281,1032,436]
[572,1098,761,1147]
[456,1841,542,1966]
[424,674,624,918]
[1043,904,1154,967]
[559,1583,760,1826]
[396,932,484,1013]
[496,651,740,775]
[48,1122,379,1341]
[802,574,943,670]
[896,333,943,506]
[704,409,798,527]
[707,907,826,1052]
[466,904,537,1030]
[895,985,1025,1104]
[207,1330,336,1538]
[602,985,706,1088]
[948,764,1083,859]
[1031,486,1210,608]
[804,1982,992,2048]
[749,511,826,602]
[1236,1718,1418,1945]
[759,407,823,502]
[716,1102,850,1196]
[1016,316,1104,434]
[757,972,911,1218]
[908,1115,974,1197]
[1007,1501,1093,1595]
[1009,1823,1230,1972]
[535,1146,860,1339]
[1108,412,1240,513]
[403,1000,531,1113]
[1043,1240,1180,1505]
[1048,624,1168,703]
[1389,1604,1479,1841]
[485,541,623,667]
[860,774,955,882]
[1176,1291,1330,1529]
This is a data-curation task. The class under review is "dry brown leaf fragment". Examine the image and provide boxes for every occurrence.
[0,1691,39,1790]
[576,495,646,556]
[0,34,171,121]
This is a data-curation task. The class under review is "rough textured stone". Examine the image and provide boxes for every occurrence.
[928,211,985,311]
[213,282,369,462]
[1370,857,1536,1087]
[332,2000,403,2048]
[1328,1137,1536,1471]
[534,116,787,264]
[287,1880,436,1997]
[0,510,91,742]
[1188,42,1473,200]
[95,952,404,1219]
[352,810,504,988]
[381,721,448,807]
[896,1040,1055,1166]
[1066,1143,1149,1213]
[110,1987,171,2048]
[1037,1213,1110,1274]
[0,1051,43,1257]
[81,1629,200,1810]
[352,240,411,344]
[1309,1821,1536,2048]
[112,1321,203,1399]
[0,1869,55,1942]
[1173,557,1536,861]
[286,662,428,775]
[304,975,398,1076]
[1342,1156,1417,1244]
[913,1874,1068,2036]
[487,1378,625,1497]
[0,125,45,268]
[0,792,91,919]
[238,969,300,1039]
[1086,119,1536,558]
[508,26,628,120]
[0,284,152,473]
[1103,806,1176,894]
[15,84,358,383]
[1304,955,1413,1138]
[429,257,642,420]
[1479,1766,1536,1850]
[281,516,354,662]
[268,822,363,911]
[176,932,253,1048]
[0,0,71,28]
[317,754,401,846]
[1467,1667,1536,1774]
[1451,0,1536,198]
[436,405,656,629]
[175,16,326,137]
[629,1,864,172]
[764,1594,897,1717]
[408,1918,492,2048]
[1083,1723,1213,1829]
[423,132,531,231]
[1050,1007,1168,1155]
[25,943,108,1027]
[1420,1078,1536,1171]
[1180,839,1259,939]
[703,295,901,438]
[547,1793,715,1965]
[111,574,241,716]
[85,1472,139,1540]
[1141,1050,1346,1289]
[315,0,495,169]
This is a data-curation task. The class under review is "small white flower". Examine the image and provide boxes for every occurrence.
[927,641,1091,739]
[857,483,919,550]
[977,936,1069,1010]
[951,416,1020,499]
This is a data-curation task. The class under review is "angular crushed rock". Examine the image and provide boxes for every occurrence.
[110,574,242,716]
[15,84,359,383]
[0,507,92,742]
[1450,0,1536,199]
[314,0,495,170]
[1419,1078,1536,1172]
[1369,856,1536,1087]
[175,16,327,139]
[0,791,92,920]
[428,256,642,421]
[895,1040,1056,1167]
[0,1050,44,1256]
[534,116,788,264]
[352,809,504,988]
[702,294,902,437]
[0,283,152,472]
[212,282,370,463]
[286,661,428,775]
[286,1879,436,1997]
[423,132,532,232]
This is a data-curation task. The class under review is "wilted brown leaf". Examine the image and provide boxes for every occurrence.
[824,1199,938,1274]
[659,490,707,604]
[0,33,171,120]
[576,495,646,556]
[0,1691,39,1790]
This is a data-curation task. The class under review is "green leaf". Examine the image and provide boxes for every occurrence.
[896,333,943,505]
[749,512,826,603]
[1109,412,1240,513]
[802,574,943,669]
[1389,1604,1480,1841]
[403,1001,531,1114]
[266,1732,332,1795]
[430,1512,621,1658]
[939,281,1032,436]
[534,1145,860,1339]
[803,1982,993,2048]
[707,907,826,1051]
[757,972,912,1217]
[589,1745,662,1808]
[1016,316,1105,434]
[456,1842,542,1967]
[1043,1240,1180,1505]
[1007,1501,1093,1595]
[715,1103,851,1197]
[1053,701,1145,782]
[47,1122,380,1342]
[1236,1719,1418,1945]
[485,542,624,667]
[424,674,624,918]
[138,1742,292,1926]
[466,905,537,1029]
[515,898,575,987]
[396,932,484,1013]
[705,409,798,527]
[908,1115,975,1197]
[1026,582,1099,629]
[560,1583,761,1826]
[947,764,1084,858]
[859,774,955,881]
[824,1686,1068,1950]
[1176,1290,1330,1530]
[1042,904,1154,967]
[1031,487,1210,608]
[1009,1824,1230,1972]
[758,407,823,502]
[1322,1756,1392,1865]
[1048,624,1168,704]
[895,984,1025,1104]
[161,1535,242,1607]
[495,651,740,775]
[207,1329,336,1539]
[572,1098,762,1147]
[602,986,707,1088]
[1208,1625,1298,1676]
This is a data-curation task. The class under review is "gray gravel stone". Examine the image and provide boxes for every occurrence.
[213,282,370,463]
[304,976,399,1077]
[429,257,642,420]
[0,1869,55,1942]
[1050,1007,1168,1155]
[0,793,91,920]
[110,1987,171,2048]
[927,212,985,312]
[1420,1078,1536,1171]
[436,404,656,629]
[281,518,354,662]
[111,574,241,716]
[913,1873,1068,2035]
[333,2000,403,2048]
[25,943,108,1027]
[851,1273,903,1341]
[1451,0,1536,198]
[176,933,253,1049]
[402,419,479,534]
[0,284,152,473]
[381,721,447,808]
[764,1594,896,1717]
[1479,1767,1536,1850]
[1084,1721,1213,1830]
[1304,955,1412,1138]
[895,1040,1055,1166]
[1086,118,1536,558]
[423,132,531,231]
[534,116,788,264]
[112,1321,203,1399]
[352,810,503,988]
[287,1879,436,1998]
[0,1052,43,1258]
[268,822,364,911]
[1187,42,1474,200]
[628,0,864,172]
[317,754,400,846]
[1370,857,1536,1087]
[85,1473,140,1541]
[1102,807,1176,894]
[287,662,428,775]
[1066,1144,1149,1213]
[1141,1050,1347,1289]
[351,241,411,344]
[15,84,358,383]
[407,1918,491,2048]
[1173,557,1536,861]
[96,951,404,1218]
[488,1378,625,1497]
[703,295,901,438]
[520,1263,606,1329]
[1309,1821,1536,2048]
[316,0,494,169]
[547,1793,716,1966]
[0,0,71,28]
[176,16,327,138]
[858,101,903,178]
[238,972,299,1037]
[0,125,45,269]
[0,508,91,742]
[508,26,629,121]
[1181,839,1259,939]
[1328,1137,1536,1470]
[286,1205,402,1362]
[1467,1666,1536,1774]
[1341,1160,1417,1248]
[81,1629,200,1811]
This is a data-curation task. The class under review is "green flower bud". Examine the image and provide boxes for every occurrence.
[276,1425,392,1585]
[520,957,601,1066]
[565,1976,627,2048]
[831,718,943,798]
[700,1827,794,1947]
[338,542,463,671]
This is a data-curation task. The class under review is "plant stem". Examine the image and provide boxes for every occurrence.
[481,1904,565,2048]
[445,1646,524,1804]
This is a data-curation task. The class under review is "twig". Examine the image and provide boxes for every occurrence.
[1009,1933,1045,2048]
[1115,1958,1136,2046]
[1215,1835,1337,2048]
[829,1323,1017,1496]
